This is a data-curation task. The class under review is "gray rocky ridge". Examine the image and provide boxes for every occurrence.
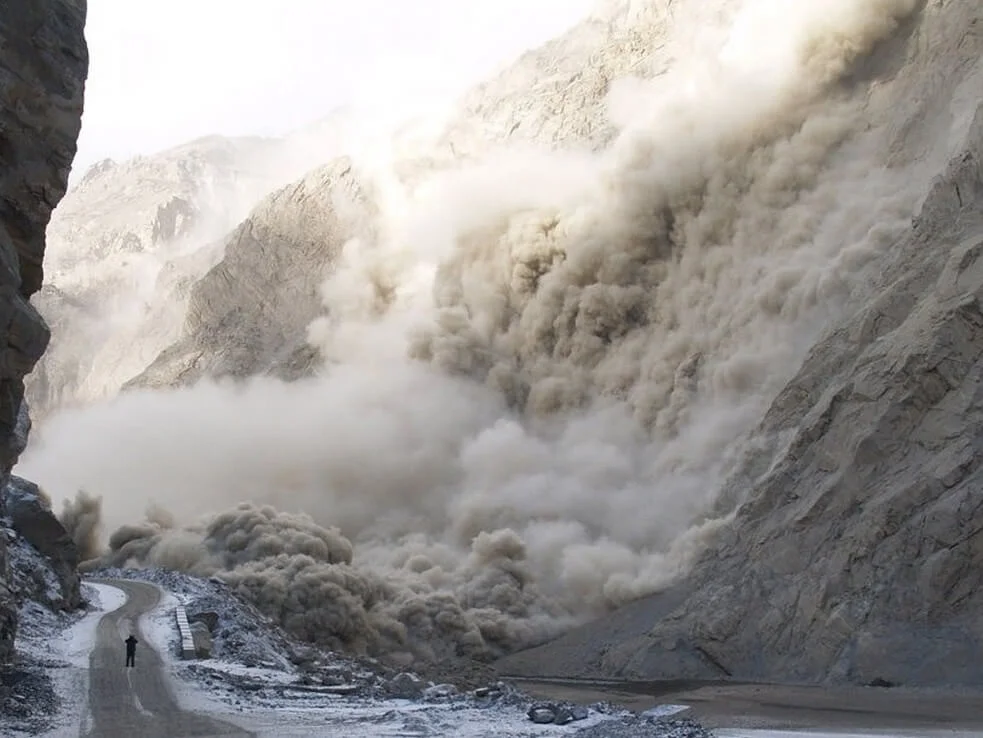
[30,114,366,416]
[0,0,87,661]
[132,158,380,386]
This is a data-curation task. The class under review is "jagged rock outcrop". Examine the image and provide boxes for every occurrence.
[499,1,983,688]
[29,133,336,416]
[132,158,378,386]
[3,476,79,610]
[0,0,87,660]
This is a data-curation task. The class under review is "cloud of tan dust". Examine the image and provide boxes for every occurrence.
[20,0,923,666]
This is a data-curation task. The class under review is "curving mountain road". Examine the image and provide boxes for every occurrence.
[84,579,252,738]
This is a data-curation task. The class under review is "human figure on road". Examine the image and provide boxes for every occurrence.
[125,634,138,667]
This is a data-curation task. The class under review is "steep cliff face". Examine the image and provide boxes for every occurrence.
[132,158,379,386]
[436,2,668,157]
[0,0,87,660]
[499,1,983,687]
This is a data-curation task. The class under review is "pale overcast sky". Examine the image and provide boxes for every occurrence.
[75,0,595,175]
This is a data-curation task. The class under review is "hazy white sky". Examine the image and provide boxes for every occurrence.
[75,0,595,175]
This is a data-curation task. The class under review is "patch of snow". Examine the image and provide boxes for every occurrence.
[221,702,615,738]
[92,571,714,737]
[97,567,301,670]
[19,582,127,738]
[139,587,182,661]
[59,583,127,668]
[641,705,692,719]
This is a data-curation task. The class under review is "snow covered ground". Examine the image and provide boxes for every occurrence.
[10,582,127,737]
[9,569,710,737]
[134,578,687,737]
[9,573,974,738]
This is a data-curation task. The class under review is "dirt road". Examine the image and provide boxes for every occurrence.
[84,579,251,738]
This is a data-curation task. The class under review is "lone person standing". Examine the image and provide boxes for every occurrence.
[125,635,138,668]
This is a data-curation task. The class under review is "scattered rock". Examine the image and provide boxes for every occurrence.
[422,683,458,701]
[0,661,59,734]
[868,677,897,688]
[571,713,713,738]
[645,717,712,738]
[553,706,575,725]
[386,671,426,699]
[528,704,556,724]
[527,701,590,725]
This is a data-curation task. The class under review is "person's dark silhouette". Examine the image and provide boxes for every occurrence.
[125,635,138,667]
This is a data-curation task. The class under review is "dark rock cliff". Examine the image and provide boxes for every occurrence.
[0,0,87,660]
[131,158,378,386]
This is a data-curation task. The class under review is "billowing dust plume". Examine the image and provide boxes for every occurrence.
[27,0,926,665]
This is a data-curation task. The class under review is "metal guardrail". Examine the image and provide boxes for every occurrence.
[175,606,196,660]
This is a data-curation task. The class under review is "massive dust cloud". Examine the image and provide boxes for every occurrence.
[21,0,924,664]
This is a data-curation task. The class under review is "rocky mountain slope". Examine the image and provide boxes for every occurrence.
[0,0,87,661]
[27,111,370,416]
[127,3,680,387]
[500,0,983,687]
[25,0,983,690]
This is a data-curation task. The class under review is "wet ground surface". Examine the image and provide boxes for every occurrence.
[507,676,983,732]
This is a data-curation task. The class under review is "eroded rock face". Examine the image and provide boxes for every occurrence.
[0,0,87,660]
